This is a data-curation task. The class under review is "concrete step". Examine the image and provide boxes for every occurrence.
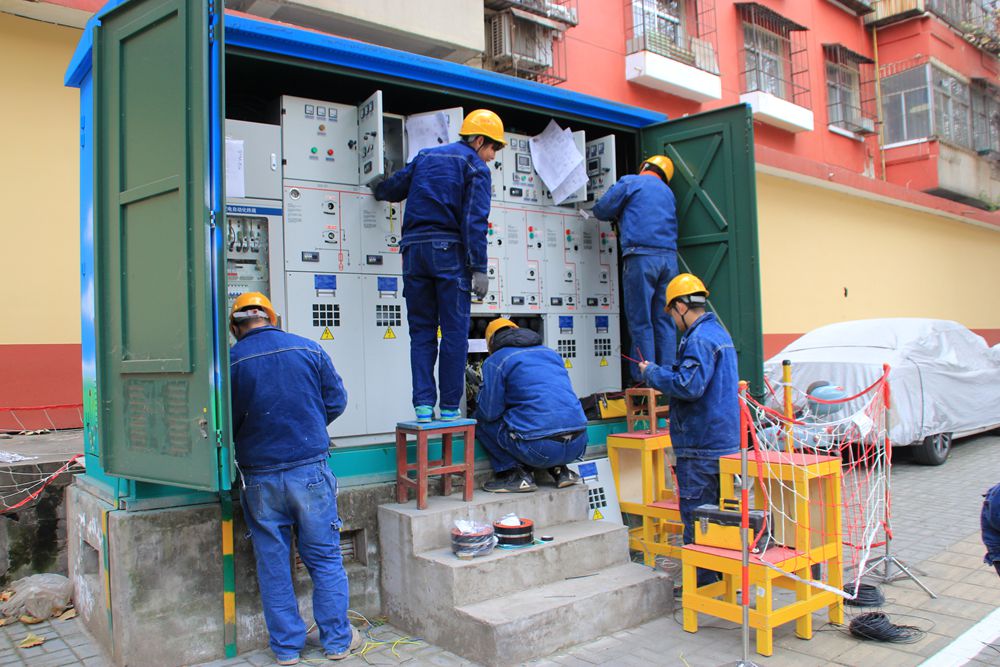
[378,485,590,554]
[449,563,672,667]
[414,519,629,606]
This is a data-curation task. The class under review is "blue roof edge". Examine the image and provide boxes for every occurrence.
[66,7,666,128]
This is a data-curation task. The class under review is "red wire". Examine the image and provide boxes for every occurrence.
[0,404,83,412]
[1,455,84,514]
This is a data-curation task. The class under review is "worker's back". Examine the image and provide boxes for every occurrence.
[477,328,587,440]
[592,173,677,255]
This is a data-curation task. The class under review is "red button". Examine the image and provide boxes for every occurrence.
[327,149,334,156]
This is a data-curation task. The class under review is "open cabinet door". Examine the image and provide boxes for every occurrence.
[93,0,232,490]
[641,104,764,392]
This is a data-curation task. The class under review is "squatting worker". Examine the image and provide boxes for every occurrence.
[374,110,505,423]
[592,155,678,383]
[637,274,739,588]
[475,318,588,493]
[228,292,361,665]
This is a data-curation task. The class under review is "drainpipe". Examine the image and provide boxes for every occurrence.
[873,24,887,180]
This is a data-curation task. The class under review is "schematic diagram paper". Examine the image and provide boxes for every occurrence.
[405,111,451,163]
[225,138,245,198]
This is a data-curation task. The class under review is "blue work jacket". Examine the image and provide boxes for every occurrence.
[373,141,491,273]
[230,326,347,471]
[642,312,739,460]
[983,482,1000,565]
[475,328,587,440]
[592,173,677,257]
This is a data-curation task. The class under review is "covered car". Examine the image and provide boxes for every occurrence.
[763,318,1000,465]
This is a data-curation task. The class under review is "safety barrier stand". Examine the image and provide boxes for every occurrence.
[395,418,476,510]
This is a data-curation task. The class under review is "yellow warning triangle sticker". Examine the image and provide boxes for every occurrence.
[384,327,396,340]
[564,359,573,369]
[600,357,608,367]
[437,326,442,339]
[593,509,604,520]
[320,327,334,341]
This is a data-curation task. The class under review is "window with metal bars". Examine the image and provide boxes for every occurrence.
[880,65,932,145]
[972,80,1000,157]
[736,3,811,108]
[933,68,973,148]
[823,44,876,134]
[625,0,719,74]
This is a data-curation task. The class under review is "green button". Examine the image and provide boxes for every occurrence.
[311,147,318,154]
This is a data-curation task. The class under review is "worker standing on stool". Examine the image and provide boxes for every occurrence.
[476,318,588,493]
[638,274,739,588]
[592,155,678,383]
[374,110,505,423]
[228,293,361,664]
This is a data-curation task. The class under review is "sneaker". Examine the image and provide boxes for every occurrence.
[548,465,580,488]
[414,405,434,423]
[327,626,363,660]
[439,408,461,421]
[482,467,537,493]
[276,657,299,666]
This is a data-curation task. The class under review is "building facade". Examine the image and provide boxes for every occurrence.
[2,0,998,430]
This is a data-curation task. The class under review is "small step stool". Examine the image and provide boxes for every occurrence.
[625,387,669,433]
[395,419,476,510]
[606,430,684,563]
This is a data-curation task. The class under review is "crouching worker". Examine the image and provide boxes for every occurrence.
[475,318,588,493]
[229,293,361,665]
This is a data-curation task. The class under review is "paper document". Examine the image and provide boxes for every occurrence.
[551,162,587,205]
[528,120,583,191]
[225,138,245,198]
[406,111,451,163]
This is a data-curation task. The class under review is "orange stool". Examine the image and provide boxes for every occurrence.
[625,387,669,433]
[395,419,476,510]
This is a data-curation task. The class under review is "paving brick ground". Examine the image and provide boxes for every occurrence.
[2,433,998,666]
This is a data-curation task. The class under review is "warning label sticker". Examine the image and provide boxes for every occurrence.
[592,509,604,520]
[599,357,608,367]
[564,359,573,369]
[320,327,334,341]
[384,327,396,340]
[436,326,442,339]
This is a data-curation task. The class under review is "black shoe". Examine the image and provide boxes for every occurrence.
[483,468,537,493]
[548,465,580,488]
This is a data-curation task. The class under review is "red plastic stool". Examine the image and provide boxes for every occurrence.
[395,418,476,509]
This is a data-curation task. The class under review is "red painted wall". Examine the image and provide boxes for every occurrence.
[0,345,82,432]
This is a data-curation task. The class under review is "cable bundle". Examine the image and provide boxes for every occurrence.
[848,612,924,643]
[844,582,885,607]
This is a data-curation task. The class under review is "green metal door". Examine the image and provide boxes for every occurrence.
[94,0,230,490]
[641,104,764,392]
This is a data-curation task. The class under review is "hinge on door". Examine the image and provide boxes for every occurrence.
[215,429,224,449]
[208,2,218,45]
[210,210,217,230]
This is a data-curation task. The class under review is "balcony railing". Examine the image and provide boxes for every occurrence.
[624,0,720,75]
[867,0,1000,53]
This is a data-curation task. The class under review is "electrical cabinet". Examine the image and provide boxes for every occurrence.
[501,133,546,205]
[542,210,581,312]
[360,274,412,432]
[284,271,368,438]
[225,120,281,200]
[224,201,283,318]
[471,207,505,314]
[500,205,545,312]
[280,96,360,184]
[342,187,403,275]
[583,135,617,208]
[544,314,588,396]
[585,313,622,394]
[282,181,362,273]
[579,218,618,313]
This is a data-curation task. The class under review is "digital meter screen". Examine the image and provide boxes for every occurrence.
[516,153,532,173]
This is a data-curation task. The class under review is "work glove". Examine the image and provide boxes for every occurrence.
[471,272,489,300]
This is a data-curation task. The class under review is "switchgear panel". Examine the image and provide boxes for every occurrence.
[358,91,384,186]
[472,208,504,314]
[501,133,545,205]
[224,205,274,316]
[361,275,412,432]
[500,206,545,311]
[542,211,580,311]
[583,134,617,207]
[282,181,362,274]
[341,187,403,275]
[225,120,281,201]
[544,314,588,396]
[281,96,359,185]
[579,218,618,312]
[284,271,368,438]
[587,314,622,394]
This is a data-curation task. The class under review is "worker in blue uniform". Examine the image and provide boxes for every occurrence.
[638,274,739,588]
[592,154,678,383]
[476,318,588,493]
[982,482,1000,577]
[228,292,360,665]
[374,110,505,423]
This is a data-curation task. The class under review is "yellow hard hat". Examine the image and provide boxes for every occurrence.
[641,154,674,183]
[485,317,518,346]
[665,273,709,309]
[230,292,277,326]
[459,109,506,147]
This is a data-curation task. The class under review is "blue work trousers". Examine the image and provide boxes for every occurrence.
[622,253,678,381]
[240,461,352,661]
[982,482,1000,575]
[477,418,587,473]
[402,240,471,411]
[677,456,723,587]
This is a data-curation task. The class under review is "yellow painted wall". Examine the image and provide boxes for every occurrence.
[0,13,82,345]
[757,173,1000,334]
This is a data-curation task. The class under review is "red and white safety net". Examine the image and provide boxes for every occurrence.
[739,370,890,600]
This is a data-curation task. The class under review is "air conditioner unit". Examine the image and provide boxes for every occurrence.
[489,12,554,73]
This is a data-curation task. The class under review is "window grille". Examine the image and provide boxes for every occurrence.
[972,79,1000,157]
[823,44,877,134]
[736,3,811,108]
[625,0,720,75]
[880,64,932,145]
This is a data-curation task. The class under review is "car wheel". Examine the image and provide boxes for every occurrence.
[912,432,952,466]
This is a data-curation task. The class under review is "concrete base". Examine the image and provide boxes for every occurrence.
[379,487,673,666]
[66,481,383,666]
